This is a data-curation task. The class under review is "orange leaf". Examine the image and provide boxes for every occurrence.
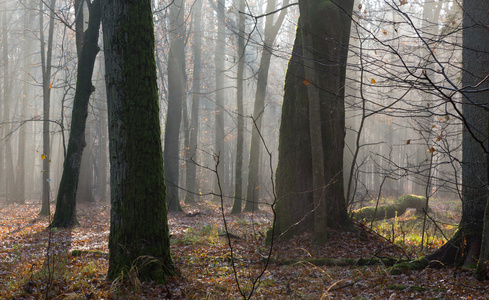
[406,140,411,144]
[429,147,435,153]
[382,29,387,35]
[371,78,376,84]
[303,79,310,86]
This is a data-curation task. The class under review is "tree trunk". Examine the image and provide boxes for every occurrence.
[2,1,15,204]
[14,2,36,204]
[273,0,354,240]
[429,0,489,270]
[102,0,174,281]
[164,0,185,212]
[231,0,246,214]
[76,124,95,203]
[184,0,203,205]
[214,0,226,199]
[50,0,101,227]
[299,0,329,242]
[39,0,57,216]
[244,0,289,212]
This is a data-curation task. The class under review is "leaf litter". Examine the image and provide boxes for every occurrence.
[0,199,487,299]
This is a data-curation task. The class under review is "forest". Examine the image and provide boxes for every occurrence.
[0,0,488,299]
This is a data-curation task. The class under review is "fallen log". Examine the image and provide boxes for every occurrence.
[352,194,429,221]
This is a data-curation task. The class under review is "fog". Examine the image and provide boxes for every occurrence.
[0,0,463,209]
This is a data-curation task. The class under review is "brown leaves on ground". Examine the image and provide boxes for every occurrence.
[0,200,488,299]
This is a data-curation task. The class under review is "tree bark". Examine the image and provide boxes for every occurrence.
[244,0,289,212]
[39,0,57,216]
[231,0,246,214]
[102,0,174,281]
[164,0,186,212]
[213,0,226,199]
[429,0,489,270]
[185,0,203,205]
[2,0,15,204]
[273,0,354,240]
[50,0,101,227]
[13,1,36,204]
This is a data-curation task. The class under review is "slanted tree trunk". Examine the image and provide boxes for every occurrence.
[184,0,203,205]
[50,0,101,227]
[102,0,174,281]
[429,0,489,270]
[164,0,185,212]
[244,0,289,212]
[39,0,57,216]
[272,0,354,241]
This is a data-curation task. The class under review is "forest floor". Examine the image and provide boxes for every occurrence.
[0,198,488,299]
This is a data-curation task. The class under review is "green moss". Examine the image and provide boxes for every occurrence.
[352,194,428,221]
[71,249,108,258]
[388,284,407,290]
[389,257,429,275]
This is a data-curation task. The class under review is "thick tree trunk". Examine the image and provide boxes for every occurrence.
[164,0,185,212]
[299,0,329,242]
[273,0,353,240]
[429,0,489,271]
[102,0,174,281]
[185,0,203,205]
[50,0,101,227]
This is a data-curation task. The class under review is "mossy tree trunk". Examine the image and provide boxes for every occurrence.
[102,0,174,281]
[50,0,101,227]
[273,0,354,241]
[429,0,489,272]
[164,0,185,212]
[352,194,428,221]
